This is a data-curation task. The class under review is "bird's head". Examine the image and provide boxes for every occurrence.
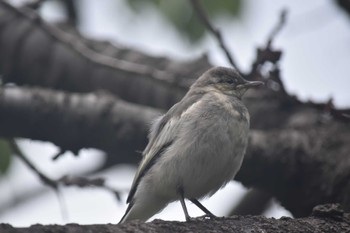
[192,67,263,99]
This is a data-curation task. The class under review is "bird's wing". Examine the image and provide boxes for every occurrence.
[126,114,180,203]
[126,93,202,203]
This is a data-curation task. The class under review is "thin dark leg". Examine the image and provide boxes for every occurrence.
[189,198,216,217]
[178,188,191,221]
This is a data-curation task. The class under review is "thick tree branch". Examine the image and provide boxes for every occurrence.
[1,2,181,87]
[0,85,159,160]
[0,204,349,232]
[1,2,348,125]
[238,126,350,216]
[0,1,212,109]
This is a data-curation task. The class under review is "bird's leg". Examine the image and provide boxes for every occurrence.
[189,198,216,218]
[178,187,191,221]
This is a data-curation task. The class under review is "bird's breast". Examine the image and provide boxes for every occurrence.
[212,92,249,124]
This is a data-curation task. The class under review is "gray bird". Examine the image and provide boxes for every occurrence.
[119,66,263,223]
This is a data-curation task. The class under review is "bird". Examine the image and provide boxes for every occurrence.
[119,66,263,223]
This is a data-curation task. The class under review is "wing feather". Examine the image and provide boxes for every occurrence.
[126,92,202,203]
[126,116,180,203]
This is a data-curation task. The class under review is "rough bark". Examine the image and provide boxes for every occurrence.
[0,86,159,161]
[240,125,350,217]
[0,204,349,233]
[0,1,211,109]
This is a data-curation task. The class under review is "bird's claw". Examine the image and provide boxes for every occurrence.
[186,214,219,221]
[200,213,218,219]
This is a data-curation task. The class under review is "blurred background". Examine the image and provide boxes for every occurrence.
[0,0,349,226]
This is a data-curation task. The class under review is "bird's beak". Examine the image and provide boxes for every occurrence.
[237,80,264,89]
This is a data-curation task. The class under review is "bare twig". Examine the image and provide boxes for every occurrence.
[189,0,241,73]
[59,176,122,201]
[260,10,287,94]
[10,139,58,190]
[248,9,287,83]
[9,139,123,200]
[52,149,66,161]
[266,9,288,48]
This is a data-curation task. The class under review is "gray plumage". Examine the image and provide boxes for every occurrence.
[120,66,263,223]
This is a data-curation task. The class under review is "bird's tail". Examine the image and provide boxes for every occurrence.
[119,196,168,223]
[119,202,134,223]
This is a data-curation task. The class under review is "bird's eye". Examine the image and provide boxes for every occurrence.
[226,80,235,84]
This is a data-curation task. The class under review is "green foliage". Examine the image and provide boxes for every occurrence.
[0,139,12,174]
[126,0,242,42]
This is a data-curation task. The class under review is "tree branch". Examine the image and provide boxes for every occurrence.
[10,139,123,201]
[189,0,241,73]
[266,9,288,47]
[0,85,159,160]
[10,138,58,190]
[1,1,182,88]
[247,9,287,82]
[0,1,201,109]
[0,204,349,232]
[238,127,350,216]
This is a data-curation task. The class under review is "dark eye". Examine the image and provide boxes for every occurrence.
[226,79,235,84]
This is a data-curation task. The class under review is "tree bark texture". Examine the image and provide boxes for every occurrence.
[0,86,159,161]
[0,204,349,233]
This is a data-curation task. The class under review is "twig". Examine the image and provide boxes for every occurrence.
[52,149,67,161]
[257,10,288,93]
[248,9,287,81]
[266,9,288,48]
[59,176,122,201]
[9,139,123,200]
[189,0,241,73]
[249,9,349,123]
[10,139,58,190]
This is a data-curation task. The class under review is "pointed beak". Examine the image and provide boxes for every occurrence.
[238,80,264,89]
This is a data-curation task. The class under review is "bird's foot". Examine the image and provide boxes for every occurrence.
[185,216,196,222]
[185,215,215,222]
[195,213,219,221]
